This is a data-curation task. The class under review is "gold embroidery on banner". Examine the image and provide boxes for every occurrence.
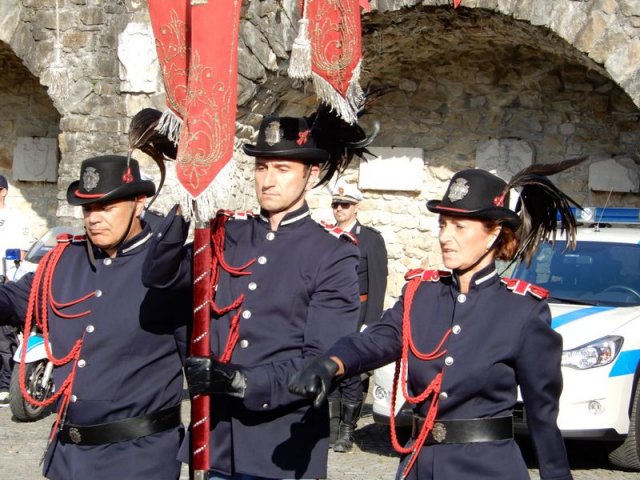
[174,0,241,192]
[309,0,359,81]
[176,51,230,190]
[155,9,188,118]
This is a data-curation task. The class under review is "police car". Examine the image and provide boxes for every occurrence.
[372,207,640,470]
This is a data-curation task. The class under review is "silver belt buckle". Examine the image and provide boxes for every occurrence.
[431,422,447,443]
[68,427,82,444]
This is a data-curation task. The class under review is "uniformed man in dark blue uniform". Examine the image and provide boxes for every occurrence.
[143,111,370,479]
[0,155,190,480]
[290,166,582,480]
[328,181,388,452]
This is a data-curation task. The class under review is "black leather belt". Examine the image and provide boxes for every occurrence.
[59,405,181,446]
[412,415,513,445]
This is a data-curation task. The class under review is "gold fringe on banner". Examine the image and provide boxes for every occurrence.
[311,60,364,125]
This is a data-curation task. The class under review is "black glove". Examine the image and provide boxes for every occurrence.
[288,356,339,408]
[186,356,246,397]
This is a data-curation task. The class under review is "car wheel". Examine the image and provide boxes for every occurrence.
[608,380,640,471]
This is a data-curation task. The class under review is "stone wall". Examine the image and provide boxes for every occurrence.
[0,45,59,238]
[0,0,639,304]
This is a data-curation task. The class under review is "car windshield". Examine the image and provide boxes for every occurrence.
[511,240,640,307]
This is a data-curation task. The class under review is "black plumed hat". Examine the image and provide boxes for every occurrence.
[428,158,586,266]
[66,155,155,206]
[243,115,330,162]
[244,98,380,187]
[427,169,521,230]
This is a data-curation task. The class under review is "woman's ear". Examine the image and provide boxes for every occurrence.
[487,226,502,250]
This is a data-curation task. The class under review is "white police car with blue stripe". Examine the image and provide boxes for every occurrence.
[512,207,640,470]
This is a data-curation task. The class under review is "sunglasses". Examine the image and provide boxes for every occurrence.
[331,202,354,209]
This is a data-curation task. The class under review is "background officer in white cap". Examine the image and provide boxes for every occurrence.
[0,173,31,407]
[329,181,388,452]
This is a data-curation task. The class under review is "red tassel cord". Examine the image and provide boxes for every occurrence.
[388,276,452,479]
[19,239,96,444]
[208,214,255,361]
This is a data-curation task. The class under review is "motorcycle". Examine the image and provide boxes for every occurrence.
[9,331,54,421]
[3,227,78,421]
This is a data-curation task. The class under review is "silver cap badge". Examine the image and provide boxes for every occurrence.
[265,120,282,146]
[82,167,100,192]
[447,178,469,203]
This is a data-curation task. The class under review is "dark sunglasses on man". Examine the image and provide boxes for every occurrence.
[331,202,353,210]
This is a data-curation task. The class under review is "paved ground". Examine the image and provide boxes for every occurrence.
[0,397,637,480]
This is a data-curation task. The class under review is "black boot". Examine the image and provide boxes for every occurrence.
[333,400,362,453]
[328,396,341,448]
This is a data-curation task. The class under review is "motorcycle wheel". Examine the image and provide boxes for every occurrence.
[9,362,53,422]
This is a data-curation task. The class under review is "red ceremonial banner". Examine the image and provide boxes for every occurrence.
[297,0,365,123]
[148,1,242,474]
[148,0,242,201]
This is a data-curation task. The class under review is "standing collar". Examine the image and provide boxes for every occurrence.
[258,203,311,228]
[91,223,153,259]
[452,262,499,290]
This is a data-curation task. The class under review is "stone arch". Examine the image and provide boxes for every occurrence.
[236,2,640,299]
[372,0,640,108]
[0,11,61,237]
[0,2,164,229]
[0,0,637,296]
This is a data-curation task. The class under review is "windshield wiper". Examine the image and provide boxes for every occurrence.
[547,296,599,306]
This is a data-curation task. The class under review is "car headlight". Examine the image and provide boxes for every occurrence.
[561,335,624,370]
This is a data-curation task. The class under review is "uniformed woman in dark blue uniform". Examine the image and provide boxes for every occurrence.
[289,164,583,480]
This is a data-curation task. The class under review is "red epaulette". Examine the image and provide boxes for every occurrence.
[501,277,549,300]
[404,269,451,282]
[216,209,255,220]
[56,233,86,244]
[320,221,357,244]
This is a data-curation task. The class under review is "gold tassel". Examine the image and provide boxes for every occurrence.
[288,1,312,79]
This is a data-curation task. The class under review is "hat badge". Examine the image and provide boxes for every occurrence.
[82,167,100,192]
[338,186,344,195]
[447,177,469,202]
[265,120,281,146]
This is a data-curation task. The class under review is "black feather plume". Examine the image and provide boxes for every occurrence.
[308,87,388,186]
[128,108,179,208]
[507,157,586,266]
